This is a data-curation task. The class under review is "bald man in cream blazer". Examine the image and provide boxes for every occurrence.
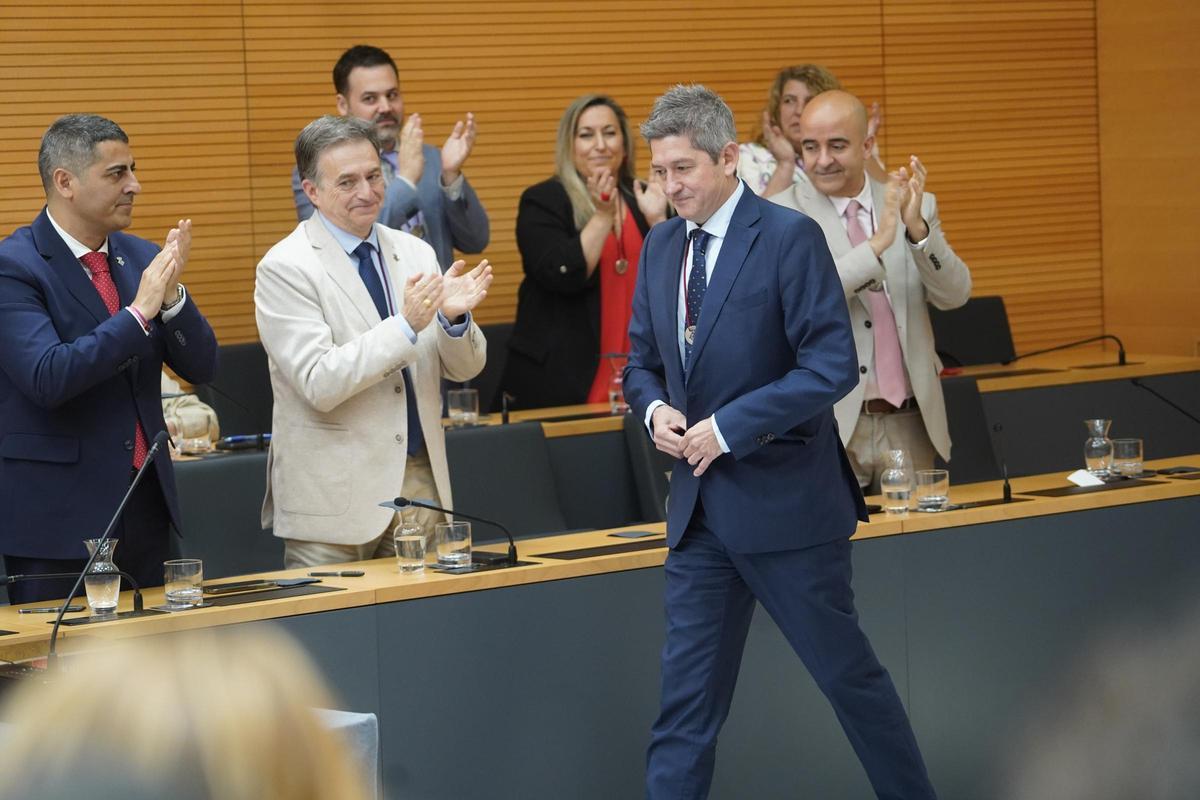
[773,91,970,490]
[256,116,490,568]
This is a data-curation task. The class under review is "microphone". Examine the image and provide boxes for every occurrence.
[989,423,1014,503]
[1001,334,1126,366]
[47,430,169,667]
[1131,378,1200,426]
[196,379,267,434]
[391,496,517,567]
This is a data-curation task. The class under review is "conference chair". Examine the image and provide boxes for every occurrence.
[444,422,568,542]
[192,342,273,435]
[936,376,1002,484]
[929,295,1016,367]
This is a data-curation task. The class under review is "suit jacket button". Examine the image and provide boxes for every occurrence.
[124,439,134,450]
[860,366,868,374]
[394,434,403,443]
[394,386,403,394]
[175,330,187,345]
[864,320,872,328]
[558,265,568,274]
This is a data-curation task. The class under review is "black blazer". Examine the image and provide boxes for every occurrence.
[500,177,652,410]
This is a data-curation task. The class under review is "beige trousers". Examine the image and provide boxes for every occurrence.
[845,407,937,494]
[283,449,442,569]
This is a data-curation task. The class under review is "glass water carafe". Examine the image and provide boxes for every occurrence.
[82,537,121,616]
[879,449,914,515]
[1083,419,1113,476]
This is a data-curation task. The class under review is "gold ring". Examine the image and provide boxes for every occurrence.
[422,299,432,308]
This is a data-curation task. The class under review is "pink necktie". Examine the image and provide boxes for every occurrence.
[81,250,149,468]
[844,201,908,407]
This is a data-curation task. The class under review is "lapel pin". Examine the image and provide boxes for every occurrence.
[114,256,125,266]
[391,253,399,262]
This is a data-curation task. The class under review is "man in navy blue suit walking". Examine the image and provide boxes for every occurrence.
[624,85,935,799]
[0,114,217,604]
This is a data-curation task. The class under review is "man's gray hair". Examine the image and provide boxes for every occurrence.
[294,115,380,184]
[640,84,737,162]
[38,114,128,191]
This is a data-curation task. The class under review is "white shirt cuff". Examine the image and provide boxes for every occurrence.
[906,229,930,250]
[711,413,731,454]
[644,399,665,434]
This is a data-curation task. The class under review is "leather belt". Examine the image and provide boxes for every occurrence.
[861,397,918,415]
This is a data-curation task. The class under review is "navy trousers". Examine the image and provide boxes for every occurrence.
[646,505,935,799]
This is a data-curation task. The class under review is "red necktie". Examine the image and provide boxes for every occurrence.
[844,201,908,407]
[80,251,149,468]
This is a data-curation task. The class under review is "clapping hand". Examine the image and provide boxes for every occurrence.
[586,168,618,217]
[761,108,796,164]
[441,112,477,186]
[398,113,425,185]
[440,258,492,320]
[632,169,669,226]
[896,155,929,241]
[401,271,443,332]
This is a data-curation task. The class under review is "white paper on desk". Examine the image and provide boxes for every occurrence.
[1067,469,1105,487]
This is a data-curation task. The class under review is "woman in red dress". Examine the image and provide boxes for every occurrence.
[501,95,669,410]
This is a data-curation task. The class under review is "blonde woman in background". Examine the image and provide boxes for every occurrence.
[500,94,668,409]
[0,627,370,800]
[738,64,887,198]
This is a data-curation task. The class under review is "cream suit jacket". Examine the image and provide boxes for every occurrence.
[254,216,486,544]
[772,178,970,460]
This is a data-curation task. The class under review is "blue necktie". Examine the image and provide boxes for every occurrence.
[353,242,424,455]
[685,228,712,364]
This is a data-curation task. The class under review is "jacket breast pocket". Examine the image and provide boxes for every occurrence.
[0,433,80,464]
[726,288,768,311]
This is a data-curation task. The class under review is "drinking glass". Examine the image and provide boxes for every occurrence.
[447,389,479,427]
[1111,438,1144,477]
[394,523,426,573]
[604,353,629,415]
[164,559,204,607]
[879,449,914,515]
[435,521,472,568]
[915,469,950,511]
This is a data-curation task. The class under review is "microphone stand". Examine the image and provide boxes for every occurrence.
[1131,378,1200,426]
[389,497,518,566]
[46,431,168,669]
[4,571,148,615]
[1001,334,1126,366]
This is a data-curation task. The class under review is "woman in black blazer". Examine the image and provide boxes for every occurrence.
[500,94,668,410]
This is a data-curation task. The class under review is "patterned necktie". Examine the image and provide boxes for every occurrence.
[844,200,908,407]
[80,250,149,468]
[353,242,424,455]
[684,228,712,364]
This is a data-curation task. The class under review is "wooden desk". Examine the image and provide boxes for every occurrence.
[4,459,1200,799]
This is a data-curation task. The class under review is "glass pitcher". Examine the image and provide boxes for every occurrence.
[879,449,914,515]
[1083,419,1113,476]
[83,538,121,616]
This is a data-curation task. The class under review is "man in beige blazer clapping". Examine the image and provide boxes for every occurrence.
[256,115,491,568]
[772,91,970,491]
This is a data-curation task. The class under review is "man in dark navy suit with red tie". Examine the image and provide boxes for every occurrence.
[624,85,936,799]
[0,114,217,604]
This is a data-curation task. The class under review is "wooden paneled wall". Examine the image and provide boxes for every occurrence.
[2,1,1106,354]
[1098,0,1200,357]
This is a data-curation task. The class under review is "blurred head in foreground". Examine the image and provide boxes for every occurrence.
[1003,610,1200,800]
[0,626,370,800]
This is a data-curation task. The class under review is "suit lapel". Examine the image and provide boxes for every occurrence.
[303,216,381,328]
[31,210,111,324]
[107,237,140,310]
[653,223,688,384]
[687,189,760,374]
